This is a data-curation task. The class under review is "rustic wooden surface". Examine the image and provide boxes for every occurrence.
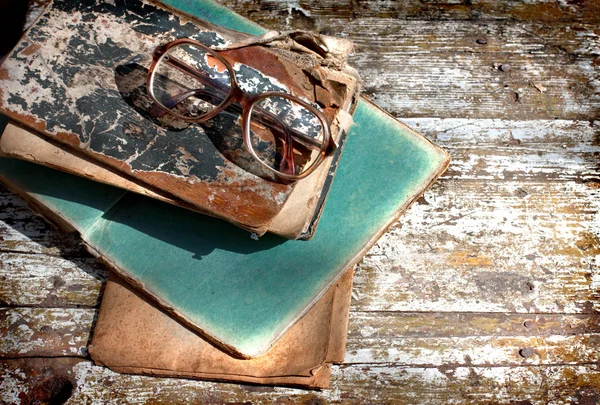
[1,0,599,403]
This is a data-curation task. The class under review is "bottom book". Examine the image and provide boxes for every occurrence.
[89,269,353,389]
[0,157,354,389]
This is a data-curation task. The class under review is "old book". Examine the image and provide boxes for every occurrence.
[0,139,352,388]
[0,118,352,241]
[88,269,353,389]
[0,0,360,239]
[0,92,449,360]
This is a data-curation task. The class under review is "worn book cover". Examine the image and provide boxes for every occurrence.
[88,269,353,389]
[0,138,353,387]
[0,0,359,238]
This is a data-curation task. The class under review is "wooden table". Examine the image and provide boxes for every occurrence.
[1,0,599,403]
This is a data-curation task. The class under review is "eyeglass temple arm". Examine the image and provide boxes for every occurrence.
[163,55,336,155]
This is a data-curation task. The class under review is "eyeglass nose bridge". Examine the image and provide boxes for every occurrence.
[227,86,259,109]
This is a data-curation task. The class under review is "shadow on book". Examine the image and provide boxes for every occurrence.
[0,157,285,261]
[99,192,287,259]
[115,63,277,182]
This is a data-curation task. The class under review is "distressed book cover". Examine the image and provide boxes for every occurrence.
[87,268,353,389]
[0,0,357,234]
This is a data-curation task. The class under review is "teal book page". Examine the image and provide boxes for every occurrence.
[0,1,450,358]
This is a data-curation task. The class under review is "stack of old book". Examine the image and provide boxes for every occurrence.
[0,0,449,389]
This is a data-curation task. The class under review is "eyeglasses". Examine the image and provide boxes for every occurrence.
[146,38,337,181]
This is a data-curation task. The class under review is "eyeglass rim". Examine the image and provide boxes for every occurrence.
[147,38,237,122]
[243,92,331,180]
[146,37,334,181]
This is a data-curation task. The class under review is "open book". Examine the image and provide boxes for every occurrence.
[0,0,360,239]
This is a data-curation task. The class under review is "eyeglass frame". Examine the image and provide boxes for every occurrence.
[146,38,337,181]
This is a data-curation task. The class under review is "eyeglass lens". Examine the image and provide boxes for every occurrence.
[151,43,232,119]
[150,43,327,177]
[248,96,325,176]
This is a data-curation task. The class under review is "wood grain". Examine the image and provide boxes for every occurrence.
[0,308,92,357]
[1,0,599,402]
[220,0,600,24]
[352,52,599,120]
[0,188,86,257]
[1,358,600,404]
[356,181,599,312]
[0,252,106,308]
[2,306,599,366]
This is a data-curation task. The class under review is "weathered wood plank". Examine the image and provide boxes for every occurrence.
[356,180,600,313]
[219,0,600,24]
[404,118,599,147]
[353,53,599,120]
[245,18,600,59]
[5,308,599,354]
[441,148,599,181]
[0,253,106,308]
[0,308,92,358]
[1,358,599,404]
[324,21,600,57]
[416,119,600,181]
[3,306,599,368]
[348,312,600,338]
[346,334,600,366]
